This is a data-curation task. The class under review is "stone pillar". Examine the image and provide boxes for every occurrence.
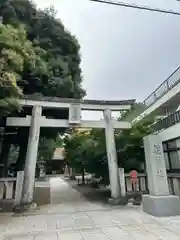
[21,106,42,205]
[103,109,120,201]
[143,134,180,216]
[119,168,126,197]
[14,171,24,207]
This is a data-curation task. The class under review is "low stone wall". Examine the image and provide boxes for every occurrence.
[0,177,16,212]
[34,180,51,205]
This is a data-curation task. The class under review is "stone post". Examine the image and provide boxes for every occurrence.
[21,106,42,205]
[14,171,24,207]
[119,168,126,197]
[103,109,120,202]
[143,134,180,216]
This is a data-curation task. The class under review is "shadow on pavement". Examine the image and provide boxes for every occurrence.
[66,179,111,204]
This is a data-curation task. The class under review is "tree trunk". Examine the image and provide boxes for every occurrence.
[81,167,85,185]
[0,135,11,177]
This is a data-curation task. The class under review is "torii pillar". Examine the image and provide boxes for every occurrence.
[21,106,42,205]
[104,109,121,203]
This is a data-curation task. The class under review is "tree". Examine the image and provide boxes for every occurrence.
[64,129,109,185]
[0,23,23,117]
[64,120,153,186]
[116,119,153,171]
[38,137,56,162]
[0,0,85,100]
[64,131,88,184]
[0,0,86,174]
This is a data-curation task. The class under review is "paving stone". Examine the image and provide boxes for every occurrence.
[34,232,58,240]
[80,228,102,235]
[90,216,115,227]
[56,217,74,230]
[128,229,160,240]
[57,232,83,240]
[118,224,142,231]
[2,177,180,240]
[73,216,94,229]
[81,232,109,240]
[3,233,34,240]
[150,229,180,240]
[101,226,133,239]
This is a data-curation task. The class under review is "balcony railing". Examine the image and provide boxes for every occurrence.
[153,110,180,131]
[143,65,180,107]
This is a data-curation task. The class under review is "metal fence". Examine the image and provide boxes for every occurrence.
[124,174,149,193]
[153,110,180,131]
[124,173,180,196]
[143,66,180,107]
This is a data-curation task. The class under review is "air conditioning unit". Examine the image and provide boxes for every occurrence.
[69,104,81,125]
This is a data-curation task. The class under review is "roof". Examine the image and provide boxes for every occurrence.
[22,95,135,106]
[52,148,65,160]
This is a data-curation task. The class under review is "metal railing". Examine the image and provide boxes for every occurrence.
[125,173,180,196]
[153,109,180,131]
[143,65,180,107]
[124,173,149,193]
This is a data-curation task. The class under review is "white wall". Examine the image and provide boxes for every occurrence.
[133,81,180,123]
[158,123,180,142]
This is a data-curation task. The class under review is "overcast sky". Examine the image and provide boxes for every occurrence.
[35,0,180,119]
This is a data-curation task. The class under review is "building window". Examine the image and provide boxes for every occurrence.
[167,140,177,150]
[176,139,180,148]
[163,137,180,172]
[163,143,167,151]
[164,152,170,170]
[169,151,180,169]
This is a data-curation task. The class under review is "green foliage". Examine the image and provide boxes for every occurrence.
[38,137,56,162]
[120,103,146,122]
[0,0,86,170]
[0,23,23,116]
[116,120,153,171]
[64,121,153,185]
[0,0,85,99]
[64,129,108,184]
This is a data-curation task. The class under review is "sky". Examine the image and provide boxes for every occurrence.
[34,0,180,119]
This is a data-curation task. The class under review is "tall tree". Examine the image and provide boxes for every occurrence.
[0,0,85,99]
[0,0,86,173]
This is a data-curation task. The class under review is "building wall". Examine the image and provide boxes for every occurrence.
[52,147,65,160]
[158,123,180,142]
[154,123,180,172]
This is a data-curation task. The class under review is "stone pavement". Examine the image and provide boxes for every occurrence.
[1,176,180,240]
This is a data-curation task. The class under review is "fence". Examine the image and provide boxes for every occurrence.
[0,171,24,210]
[125,173,149,193]
[143,65,180,107]
[153,109,180,131]
[0,177,17,200]
[124,173,180,197]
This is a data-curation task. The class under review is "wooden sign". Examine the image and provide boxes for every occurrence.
[69,104,81,124]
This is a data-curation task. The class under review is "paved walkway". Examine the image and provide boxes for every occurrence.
[1,177,180,239]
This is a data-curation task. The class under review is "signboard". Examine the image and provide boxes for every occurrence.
[144,135,169,196]
[69,104,81,124]
[153,144,165,178]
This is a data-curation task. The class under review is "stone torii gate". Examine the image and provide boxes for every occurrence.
[6,96,135,206]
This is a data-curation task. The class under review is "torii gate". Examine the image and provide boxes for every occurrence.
[6,96,135,205]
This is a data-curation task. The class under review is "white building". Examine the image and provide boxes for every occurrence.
[133,65,180,173]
